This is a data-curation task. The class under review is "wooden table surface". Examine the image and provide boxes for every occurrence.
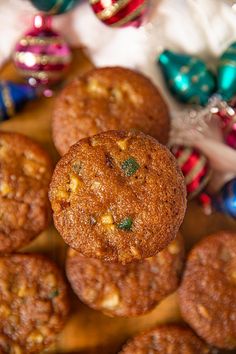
[0,48,235,354]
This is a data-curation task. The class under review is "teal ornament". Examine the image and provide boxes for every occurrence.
[30,0,81,14]
[158,50,216,106]
[218,42,236,101]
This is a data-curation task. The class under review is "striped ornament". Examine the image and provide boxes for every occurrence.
[13,15,71,87]
[213,178,236,218]
[90,0,148,28]
[171,145,211,199]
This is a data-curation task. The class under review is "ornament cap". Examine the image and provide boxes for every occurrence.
[33,14,52,30]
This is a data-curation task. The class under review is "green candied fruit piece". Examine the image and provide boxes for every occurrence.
[121,157,140,177]
[117,217,133,231]
[49,289,59,299]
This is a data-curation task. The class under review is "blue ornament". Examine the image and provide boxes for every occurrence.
[0,81,37,121]
[213,178,236,218]
[158,50,216,106]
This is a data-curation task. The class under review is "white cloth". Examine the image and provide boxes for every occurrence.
[1,0,236,190]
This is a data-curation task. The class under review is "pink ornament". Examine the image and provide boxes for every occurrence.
[90,0,148,28]
[13,14,72,87]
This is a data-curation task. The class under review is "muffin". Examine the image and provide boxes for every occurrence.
[66,234,184,317]
[52,66,170,155]
[0,253,69,353]
[119,325,211,353]
[49,130,186,264]
[0,131,52,253]
[179,231,236,350]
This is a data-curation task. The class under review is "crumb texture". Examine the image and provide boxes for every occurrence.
[179,231,236,350]
[52,67,170,155]
[0,254,69,353]
[0,131,52,253]
[120,325,211,353]
[49,130,186,263]
[66,235,184,317]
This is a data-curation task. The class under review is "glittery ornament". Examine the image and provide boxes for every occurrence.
[171,145,211,199]
[216,101,236,149]
[90,0,148,28]
[30,0,81,14]
[13,15,72,88]
[213,178,236,218]
[0,81,37,121]
[218,42,236,101]
[158,50,216,106]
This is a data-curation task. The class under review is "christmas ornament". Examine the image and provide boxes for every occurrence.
[158,42,236,106]
[0,81,37,121]
[90,0,148,28]
[216,100,236,149]
[13,14,72,88]
[158,50,216,106]
[218,42,236,101]
[212,178,236,218]
[30,0,81,15]
[199,192,212,215]
[171,145,211,199]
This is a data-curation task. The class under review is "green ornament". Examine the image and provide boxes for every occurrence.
[158,50,216,106]
[218,42,236,101]
[30,0,81,15]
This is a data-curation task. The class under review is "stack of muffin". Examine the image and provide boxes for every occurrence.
[0,66,235,353]
[0,131,69,353]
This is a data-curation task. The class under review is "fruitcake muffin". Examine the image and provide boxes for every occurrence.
[49,130,186,264]
[179,231,236,350]
[0,131,52,253]
[119,325,211,353]
[52,67,170,155]
[66,234,184,317]
[0,253,69,353]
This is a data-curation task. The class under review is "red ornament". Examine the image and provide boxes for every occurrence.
[199,192,212,215]
[171,145,211,199]
[13,14,72,88]
[90,0,148,28]
[217,101,236,149]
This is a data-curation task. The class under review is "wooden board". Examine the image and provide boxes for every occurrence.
[0,48,235,354]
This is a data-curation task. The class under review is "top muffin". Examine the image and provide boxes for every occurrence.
[52,67,170,155]
[49,130,186,264]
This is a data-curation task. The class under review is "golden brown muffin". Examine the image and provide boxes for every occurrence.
[66,235,185,317]
[179,231,236,350]
[0,253,69,354]
[0,131,53,253]
[49,130,186,264]
[52,67,170,155]
[119,325,211,353]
